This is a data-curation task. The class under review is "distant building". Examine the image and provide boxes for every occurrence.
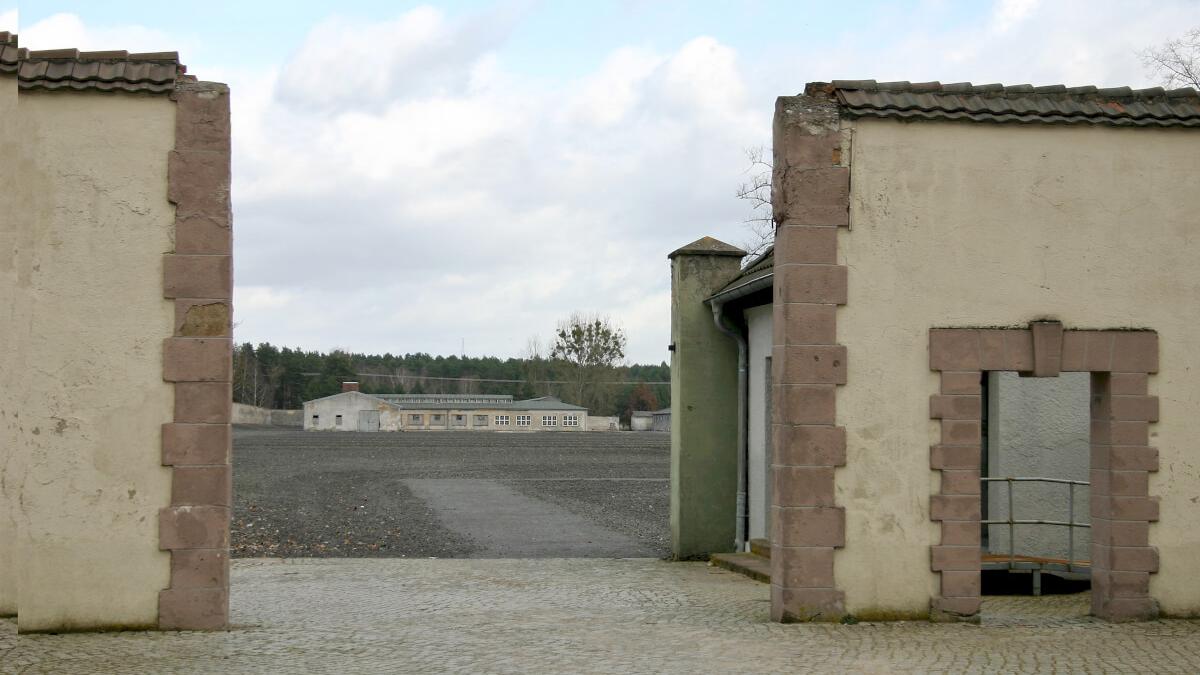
[651,408,671,432]
[631,409,671,432]
[303,382,588,432]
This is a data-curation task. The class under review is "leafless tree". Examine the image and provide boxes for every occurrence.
[736,145,774,257]
[550,313,625,411]
[1141,28,1200,90]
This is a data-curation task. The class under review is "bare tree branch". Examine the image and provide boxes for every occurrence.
[736,145,774,257]
[1140,27,1200,90]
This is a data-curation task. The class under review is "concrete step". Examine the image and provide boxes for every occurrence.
[710,552,770,584]
[749,538,771,559]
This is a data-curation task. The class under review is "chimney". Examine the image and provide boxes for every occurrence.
[342,381,359,393]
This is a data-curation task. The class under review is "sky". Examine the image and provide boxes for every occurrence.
[3,1,1198,364]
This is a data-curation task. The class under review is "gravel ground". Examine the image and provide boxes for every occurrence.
[503,479,669,553]
[233,427,670,559]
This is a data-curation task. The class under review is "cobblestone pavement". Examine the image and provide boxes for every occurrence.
[3,558,1200,674]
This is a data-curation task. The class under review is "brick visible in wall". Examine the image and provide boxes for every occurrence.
[928,329,1160,623]
[769,93,848,624]
[160,80,232,631]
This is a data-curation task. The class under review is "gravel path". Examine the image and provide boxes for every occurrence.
[232,427,670,558]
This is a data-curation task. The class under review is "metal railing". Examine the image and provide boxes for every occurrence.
[981,477,1090,575]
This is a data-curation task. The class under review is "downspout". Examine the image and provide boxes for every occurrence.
[710,299,749,553]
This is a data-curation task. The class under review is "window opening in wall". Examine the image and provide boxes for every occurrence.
[563,414,579,427]
[473,414,488,426]
[516,415,531,427]
[312,415,319,425]
[542,415,557,427]
[432,414,445,425]
[495,415,510,426]
[410,414,422,425]
[982,371,1091,598]
[453,414,466,427]
[981,373,989,550]
[336,414,343,426]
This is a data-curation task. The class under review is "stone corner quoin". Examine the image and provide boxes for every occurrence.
[158,77,234,632]
[768,87,850,623]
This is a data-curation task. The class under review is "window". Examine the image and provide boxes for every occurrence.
[432,414,445,425]
[516,415,531,427]
[335,414,343,426]
[410,414,422,425]
[312,415,319,425]
[452,414,466,427]
[542,415,557,427]
[473,414,488,426]
[563,414,579,427]
[495,415,510,426]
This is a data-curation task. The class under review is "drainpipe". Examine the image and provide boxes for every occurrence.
[710,300,749,553]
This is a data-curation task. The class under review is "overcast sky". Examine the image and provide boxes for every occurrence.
[5,1,1198,363]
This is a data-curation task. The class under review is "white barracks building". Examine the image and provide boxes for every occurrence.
[303,383,589,432]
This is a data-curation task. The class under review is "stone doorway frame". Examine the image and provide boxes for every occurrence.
[928,323,1160,622]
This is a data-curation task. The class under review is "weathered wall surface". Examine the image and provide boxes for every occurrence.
[838,119,1200,616]
[8,92,177,631]
[231,403,302,426]
[0,68,23,618]
[669,245,742,559]
[587,416,619,431]
[987,372,1091,560]
[744,303,773,541]
[232,403,272,425]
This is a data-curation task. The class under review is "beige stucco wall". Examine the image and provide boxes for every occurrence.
[0,72,22,617]
[837,118,1200,617]
[2,91,176,631]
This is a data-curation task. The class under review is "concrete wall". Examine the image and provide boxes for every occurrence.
[587,416,619,431]
[631,414,653,431]
[232,403,302,427]
[271,409,302,427]
[232,403,271,425]
[745,304,773,541]
[836,118,1200,616]
[0,69,22,618]
[669,244,743,559]
[986,372,1091,561]
[2,91,177,631]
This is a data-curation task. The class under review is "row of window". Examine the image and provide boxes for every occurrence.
[405,413,581,427]
[316,413,581,427]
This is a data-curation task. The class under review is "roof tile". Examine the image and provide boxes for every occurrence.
[0,31,18,75]
[823,80,1200,128]
[3,32,182,93]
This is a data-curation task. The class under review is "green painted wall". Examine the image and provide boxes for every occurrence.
[669,241,743,559]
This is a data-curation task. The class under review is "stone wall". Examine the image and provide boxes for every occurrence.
[771,92,1200,622]
[0,43,232,632]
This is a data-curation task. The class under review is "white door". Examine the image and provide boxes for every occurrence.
[358,410,380,432]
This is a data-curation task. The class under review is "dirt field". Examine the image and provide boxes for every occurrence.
[232,427,670,558]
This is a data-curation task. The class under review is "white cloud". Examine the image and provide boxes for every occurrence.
[19,4,1198,365]
[19,12,185,54]
[234,286,295,313]
[772,0,1197,90]
[0,9,16,32]
[990,0,1041,34]
[228,11,765,363]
